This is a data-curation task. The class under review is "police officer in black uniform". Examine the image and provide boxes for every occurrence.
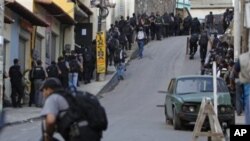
[155,12,163,40]
[9,59,23,107]
[30,60,46,107]
[191,17,201,34]
[46,61,60,78]
[189,33,199,59]
[183,16,192,35]
[57,56,69,88]
[83,46,95,84]
[174,13,182,36]
[149,12,156,40]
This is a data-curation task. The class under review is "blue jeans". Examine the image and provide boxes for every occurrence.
[117,63,125,78]
[244,83,250,125]
[68,73,78,88]
[137,40,144,58]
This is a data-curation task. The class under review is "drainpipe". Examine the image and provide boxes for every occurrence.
[234,0,241,62]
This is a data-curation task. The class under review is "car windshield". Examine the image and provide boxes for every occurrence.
[176,77,228,94]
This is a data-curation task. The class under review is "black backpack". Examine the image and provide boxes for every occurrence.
[199,32,208,45]
[31,66,46,80]
[69,59,80,73]
[114,48,121,63]
[55,90,108,140]
[46,65,59,78]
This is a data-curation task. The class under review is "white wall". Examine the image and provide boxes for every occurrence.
[190,9,226,20]
[16,0,33,11]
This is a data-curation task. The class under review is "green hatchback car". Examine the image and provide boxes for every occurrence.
[164,75,235,130]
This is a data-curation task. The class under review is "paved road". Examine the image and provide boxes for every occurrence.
[101,36,205,141]
[0,36,207,141]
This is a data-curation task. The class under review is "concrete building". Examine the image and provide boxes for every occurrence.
[176,0,191,9]
[190,0,233,20]
[3,0,75,104]
[135,0,176,15]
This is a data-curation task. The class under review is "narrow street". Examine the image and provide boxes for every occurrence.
[0,36,206,141]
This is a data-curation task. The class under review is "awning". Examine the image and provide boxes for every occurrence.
[36,0,75,25]
[4,15,14,24]
[75,1,93,16]
[5,0,49,27]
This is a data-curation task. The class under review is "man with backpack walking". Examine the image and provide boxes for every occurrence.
[40,78,108,141]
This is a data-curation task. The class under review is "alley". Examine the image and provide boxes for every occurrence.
[0,36,205,141]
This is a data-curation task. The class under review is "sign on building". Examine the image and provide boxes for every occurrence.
[96,32,106,74]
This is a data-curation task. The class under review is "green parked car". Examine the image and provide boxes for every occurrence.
[164,75,235,130]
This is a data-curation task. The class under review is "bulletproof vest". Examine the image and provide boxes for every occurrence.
[32,66,45,80]
[69,59,80,73]
[199,32,209,45]
[46,65,59,78]
[144,18,151,26]
[190,34,198,43]
[155,16,162,24]
[58,62,69,75]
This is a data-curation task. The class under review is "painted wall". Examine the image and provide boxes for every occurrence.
[16,0,33,11]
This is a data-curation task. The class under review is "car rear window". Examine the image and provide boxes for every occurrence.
[176,77,228,94]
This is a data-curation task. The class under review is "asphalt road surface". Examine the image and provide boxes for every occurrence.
[0,36,207,141]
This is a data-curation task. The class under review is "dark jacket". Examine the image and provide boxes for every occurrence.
[9,65,22,83]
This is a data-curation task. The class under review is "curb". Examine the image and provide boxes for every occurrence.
[98,46,138,95]
[3,116,42,127]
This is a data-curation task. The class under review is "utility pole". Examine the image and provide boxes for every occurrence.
[96,0,105,81]
[234,0,241,62]
[0,0,4,112]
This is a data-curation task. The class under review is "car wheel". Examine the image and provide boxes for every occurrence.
[173,108,182,130]
[165,106,172,125]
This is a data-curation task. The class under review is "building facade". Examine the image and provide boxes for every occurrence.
[190,0,233,20]
[3,0,135,104]
[3,0,75,103]
[135,0,176,15]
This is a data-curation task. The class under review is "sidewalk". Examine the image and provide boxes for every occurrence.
[2,44,138,126]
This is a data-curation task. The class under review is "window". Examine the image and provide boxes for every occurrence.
[176,77,228,94]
